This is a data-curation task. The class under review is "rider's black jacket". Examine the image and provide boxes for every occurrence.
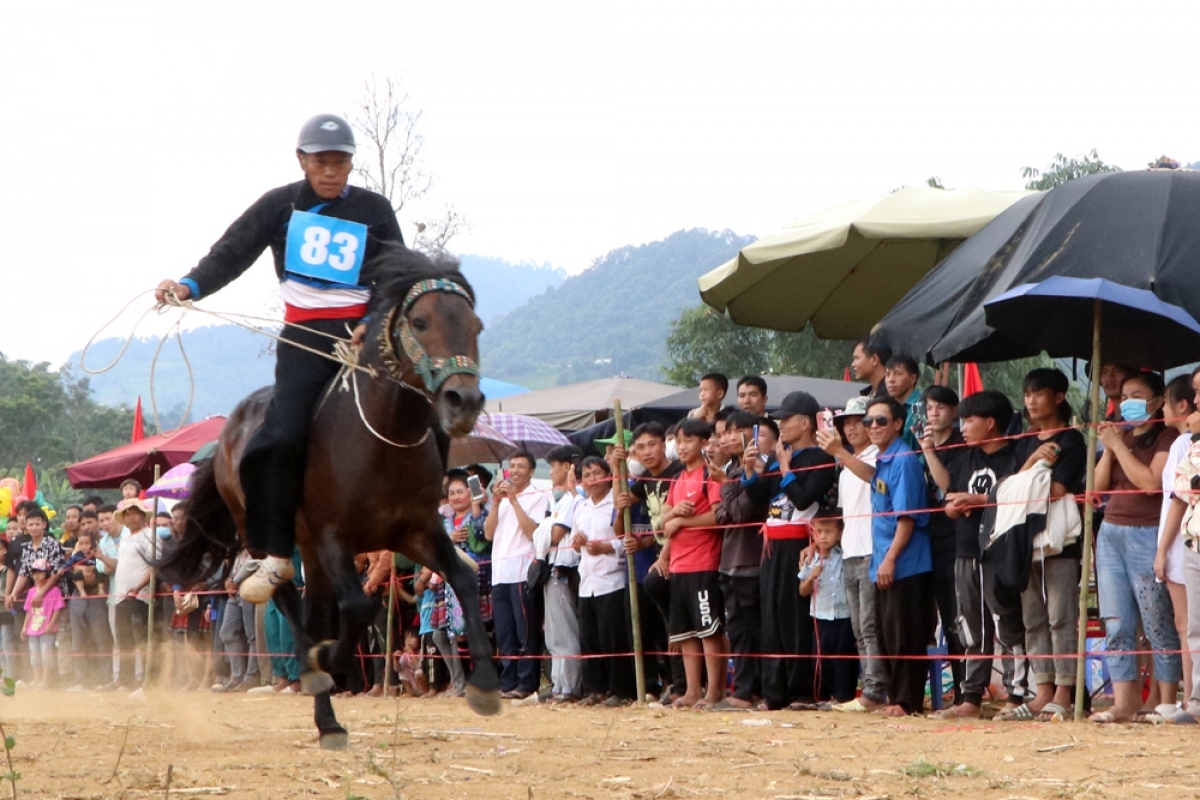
[182,180,404,299]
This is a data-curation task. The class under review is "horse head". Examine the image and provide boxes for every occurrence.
[367,247,485,437]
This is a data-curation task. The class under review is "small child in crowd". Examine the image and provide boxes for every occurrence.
[394,628,429,698]
[23,558,65,687]
[799,507,858,704]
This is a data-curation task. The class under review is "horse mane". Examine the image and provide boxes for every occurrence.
[363,243,475,318]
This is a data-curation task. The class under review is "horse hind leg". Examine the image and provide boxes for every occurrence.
[427,526,501,716]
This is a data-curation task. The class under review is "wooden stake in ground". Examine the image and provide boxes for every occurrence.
[382,554,397,696]
[612,400,646,704]
[1074,299,1103,722]
[146,464,160,685]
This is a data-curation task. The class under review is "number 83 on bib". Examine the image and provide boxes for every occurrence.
[284,209,370,288]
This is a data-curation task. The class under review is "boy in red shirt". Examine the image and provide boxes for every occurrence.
[657,418,727,708]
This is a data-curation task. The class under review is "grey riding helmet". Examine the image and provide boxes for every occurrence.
[296,113,356,155]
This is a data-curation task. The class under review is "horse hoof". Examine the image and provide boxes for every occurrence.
[301,670,335,696]
[307,640,336,672]
[466,685,501,717]
[319,731,349,751]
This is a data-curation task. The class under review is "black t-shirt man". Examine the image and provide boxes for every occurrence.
[1013,427,1087,559]
[926,427,965,562]
[947,442,1020,559]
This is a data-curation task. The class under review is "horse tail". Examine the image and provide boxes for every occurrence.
[158,458,240,585]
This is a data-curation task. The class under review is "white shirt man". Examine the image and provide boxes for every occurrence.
[483,453,550,698]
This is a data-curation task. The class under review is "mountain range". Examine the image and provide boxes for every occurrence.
[66,233,738,413]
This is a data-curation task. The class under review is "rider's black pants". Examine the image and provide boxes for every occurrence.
[240,317,355,558]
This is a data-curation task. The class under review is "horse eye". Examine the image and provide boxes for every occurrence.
[412,317,428,332]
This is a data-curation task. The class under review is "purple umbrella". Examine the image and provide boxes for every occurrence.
[145,462,197,499]
[484,413,571,459]
[448,419,519,467]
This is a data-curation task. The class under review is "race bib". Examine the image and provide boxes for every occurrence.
[284,210,368,288]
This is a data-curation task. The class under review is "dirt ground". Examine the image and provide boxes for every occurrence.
[4,689,1196,799]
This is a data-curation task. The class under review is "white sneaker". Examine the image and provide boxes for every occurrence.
[128,687,145,700]
[238,556,295,604]
[246,684,277,694]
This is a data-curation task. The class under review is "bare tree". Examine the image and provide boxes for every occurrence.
[349,75,467,254]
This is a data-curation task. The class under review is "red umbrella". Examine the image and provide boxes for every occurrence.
[66,416,227,489]
[131,397,146,443]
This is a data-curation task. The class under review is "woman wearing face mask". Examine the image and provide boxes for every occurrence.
[1092,371,1180,723]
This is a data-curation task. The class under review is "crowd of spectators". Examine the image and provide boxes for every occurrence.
[6,341,1200,724]
[397,343,1200,723]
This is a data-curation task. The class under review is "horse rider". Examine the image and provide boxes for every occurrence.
[155,113,405,604]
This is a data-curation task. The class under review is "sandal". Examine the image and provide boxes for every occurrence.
[705,699,749,712]
[1036,702,1068,721]
[786,701,817,711]
[994,703,1035,721]
[1089,710,1126,724]
[875,704,909,717]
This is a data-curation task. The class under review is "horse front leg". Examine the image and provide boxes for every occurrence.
[273,581,334,697]
[308,531,375,685]
[297,576,348,750]
[428,525,501,716]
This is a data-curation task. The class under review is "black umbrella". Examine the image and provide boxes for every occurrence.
[983,276,1200,370]
[977,275,1200,719]
[871,169,1200,364]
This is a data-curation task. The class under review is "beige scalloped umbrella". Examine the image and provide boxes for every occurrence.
[698,186,1033,338]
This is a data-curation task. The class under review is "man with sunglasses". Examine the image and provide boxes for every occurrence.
[154,114,404,603]
[863,397,934,717]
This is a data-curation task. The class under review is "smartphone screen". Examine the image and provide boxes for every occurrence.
[502,469,511,481]
[467,475,484,501]
[752,424,759,445]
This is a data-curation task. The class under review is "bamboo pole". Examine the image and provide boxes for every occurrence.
[146,464,160,685]
[612,400,647,704]
[382,553,397,696]
[1074,299,1103,721]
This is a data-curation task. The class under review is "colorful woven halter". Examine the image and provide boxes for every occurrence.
[378,278,480,395]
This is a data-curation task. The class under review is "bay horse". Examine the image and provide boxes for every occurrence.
[164,245,500,749]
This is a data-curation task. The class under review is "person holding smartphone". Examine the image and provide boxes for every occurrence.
[443,470,492,623]
[483,452,549,700]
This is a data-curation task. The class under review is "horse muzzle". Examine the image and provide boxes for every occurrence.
[437,382,485,437]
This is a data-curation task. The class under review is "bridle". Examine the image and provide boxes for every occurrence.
[349,277,480,449]
[378,278,480,398]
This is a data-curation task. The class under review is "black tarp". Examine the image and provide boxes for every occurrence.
[870,170,1200,364]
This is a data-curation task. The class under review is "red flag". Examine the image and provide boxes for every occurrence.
[843,367,851,382]
[22,462,36,501]
[131,397,146,443]
[962,363,984,398]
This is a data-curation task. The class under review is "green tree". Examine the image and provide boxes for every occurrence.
[0,353,145,510]
[662,306,853,386]
[1021,149,1121,190]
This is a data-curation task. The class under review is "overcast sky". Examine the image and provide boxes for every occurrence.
[5,1,1199,368]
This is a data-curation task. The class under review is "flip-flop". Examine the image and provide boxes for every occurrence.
[1172,713,1198,725]
[706,699,749,712]
[875,704,909,717]
[994,704,1035,721]
[1036,702,1068,721]
[832,698,870,713]
[1089,710,1124,724]
[786,701,818,711]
